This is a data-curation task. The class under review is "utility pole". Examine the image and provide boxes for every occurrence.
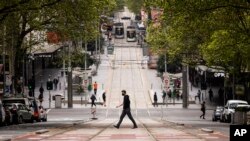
[67,42,73,108]
[182,64,188,108]
[3,26,6,97]
[84,39,88,106]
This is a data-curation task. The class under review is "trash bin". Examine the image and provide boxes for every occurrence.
[55,95,62,108]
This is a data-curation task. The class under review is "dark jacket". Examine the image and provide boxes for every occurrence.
[123,95,130,109]
[154,94,158,101]
[91,95,96,101]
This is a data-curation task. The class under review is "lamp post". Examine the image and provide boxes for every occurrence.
[67,42,73,108]
[1,44,6,97]
[2,26,6,97]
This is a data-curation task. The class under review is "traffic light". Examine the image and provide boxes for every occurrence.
[28,79,34,90]
[46,81,53,90]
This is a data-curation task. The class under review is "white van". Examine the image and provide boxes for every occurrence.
[221,100,248,123]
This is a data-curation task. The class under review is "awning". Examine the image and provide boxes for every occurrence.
[196,65,224,73]
[30,43,63,57]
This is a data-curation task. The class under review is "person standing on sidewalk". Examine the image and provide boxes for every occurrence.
[102,90,106,107]
[153,92,158,107]
[200,101,206,119]
[162,90,166,104]
[209,88,213,102]
[93,81,98,95]
[114,90,137,129]
[195,90,201,103]
[53,77,59,90]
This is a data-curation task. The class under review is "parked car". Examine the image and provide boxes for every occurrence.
[212,106,224,121]
[2,97,30,108]
[2,97,41,122]
[4,103,33,124]
[0,102,6,126]
[220,100,248,123]
[39,106,47,122]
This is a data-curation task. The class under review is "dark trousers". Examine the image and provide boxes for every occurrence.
[116,109,137,127]
[200,110,205,119]
[153,101,158,107]
[94,89,97,95]
[91,100,96,107]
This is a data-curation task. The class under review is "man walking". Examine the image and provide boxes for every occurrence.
[200,101,206,119]
[93,81,98,95]
[114,90,137,129]
[102,90,106,107]
[153,92,158,107]
[90,94,96,107]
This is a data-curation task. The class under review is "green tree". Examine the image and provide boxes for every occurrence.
[0,0,115,91]
[146,0,250,99]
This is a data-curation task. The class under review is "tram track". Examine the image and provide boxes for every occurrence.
[12,119,109,141]
[134,47,151,117]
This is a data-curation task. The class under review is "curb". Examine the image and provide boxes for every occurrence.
[0,138,11,141]
[201,128,214,133]
[35,129,49,134]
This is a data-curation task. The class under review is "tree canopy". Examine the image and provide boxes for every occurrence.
[0,0,116,82]
[146,0,250,74]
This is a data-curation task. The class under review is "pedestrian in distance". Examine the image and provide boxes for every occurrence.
[167,88,171,99]
[200,101,206,119]
[90,94,96,107]
[102,90,106,107]
[195,90,201,103]
[218,87,224,102]
[162,90,166,104]
[38,93,43,106]
[53,77,59,90]
[93,81,98,95]
[114,90,138,129]
[209,88,213,102]
[153,92,158,107]
[39,84,44,95]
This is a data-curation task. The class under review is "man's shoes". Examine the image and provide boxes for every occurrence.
[132,126,138,129]
[113,125,119,129]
